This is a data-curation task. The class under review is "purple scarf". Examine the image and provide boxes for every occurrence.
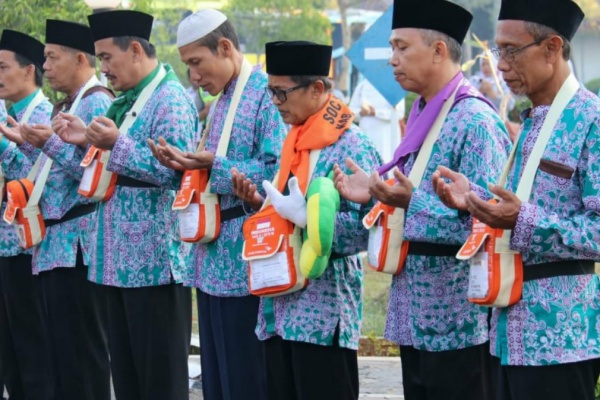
[378,72,495,176]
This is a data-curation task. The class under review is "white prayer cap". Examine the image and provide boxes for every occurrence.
[177,9,227,48]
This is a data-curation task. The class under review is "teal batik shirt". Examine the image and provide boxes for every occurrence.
[187,65,287,296]
[490,87,600,366]
[255,125,381,350]
[0,89,52,257]
[19,82,113,274]
[86,64,198,288]
[384,97,511,352]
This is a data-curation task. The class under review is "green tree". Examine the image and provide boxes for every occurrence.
[0,0,156,101]
[222,0,331,57]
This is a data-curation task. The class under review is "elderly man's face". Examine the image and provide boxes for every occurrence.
[95,38,137,92]
[388,28,436,96]
[495,20,552,97]
[267,75,314,125]
[43,44,79,94]
[179,41,234,96]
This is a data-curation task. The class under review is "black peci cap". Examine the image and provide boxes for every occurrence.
[498,0,584,41]
[88,10,153,42]
[46,19,96,55]
[0,30,45,70]
[266,41,332,76]
[392,0,473,44]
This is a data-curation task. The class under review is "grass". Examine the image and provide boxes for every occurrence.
[361,263,392,337]
[190,258,393,338]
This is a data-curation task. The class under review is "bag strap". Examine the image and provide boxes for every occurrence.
[118,65,168,136]
[262,150,321,210]
[69,75,100,115]
[19,91,52,208]
[407,83,461,187]
[0,90,47,182]
[497,74,579,246]
[515,74,579,201]
[25,77,105,208]
[20,90,47,124]
[25,153,53,207]
[195,59,251,155]
[215,58,252,157]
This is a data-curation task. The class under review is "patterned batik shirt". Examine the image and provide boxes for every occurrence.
[87,69,198,288]
[384,97,511,352]
[187,65,287,297]
[19,84,113,273]
[254,125,381,350]
[0,90,52,257]
[490,88,600,366]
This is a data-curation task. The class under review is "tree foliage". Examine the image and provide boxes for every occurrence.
[223,0,332,56]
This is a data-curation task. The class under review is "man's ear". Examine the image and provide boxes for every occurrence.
[544,36,564,63]
[432,40,447,63]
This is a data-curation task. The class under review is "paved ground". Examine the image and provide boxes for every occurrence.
[187,355,403,400]
[3,356,403,400]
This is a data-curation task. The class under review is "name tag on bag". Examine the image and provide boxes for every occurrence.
[172,169,220,243]
[243,206,307,297]
[78,146,117,201]
[457,200,523,308]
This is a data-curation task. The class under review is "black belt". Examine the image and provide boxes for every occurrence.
[45,203,96,228]
[115,175,158,188]
[523,260,595,282]
[407,241,461,257]
[221,206,245,222]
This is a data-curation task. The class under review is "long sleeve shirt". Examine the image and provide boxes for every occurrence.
[490,87,600,366]
[0,90,52,257]
[384,97,511,352]
[25,84,113,273]
[255,125,381,350]
[187,65,287,297]
[87,69,198,287]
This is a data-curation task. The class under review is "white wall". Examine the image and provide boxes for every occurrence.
[571,31,600,85]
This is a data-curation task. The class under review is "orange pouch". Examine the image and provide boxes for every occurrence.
[172,169,220,243]
[243,205,307,297]
[362,180,410,275]
[4,179,45,249]
[78,146,117,202]
[457,200,523,307]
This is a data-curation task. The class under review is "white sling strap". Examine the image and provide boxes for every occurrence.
[407,83,461,187]
[118,65,167,136]
[496,73,580,247]
[29,76,102,202]
[0,90,48,204]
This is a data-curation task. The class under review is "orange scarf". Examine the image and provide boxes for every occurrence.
[278,94,353,193]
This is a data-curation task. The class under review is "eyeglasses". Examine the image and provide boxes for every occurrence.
[266,83,309,103]
[490,38,547,64]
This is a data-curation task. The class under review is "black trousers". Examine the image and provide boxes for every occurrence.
[38,255,110,400]
[263,334,359,400]
[492,355,600,400]
[400,343,493,400]
[197,290,267,400]
[107,283,192,400]
[0,254,53,400]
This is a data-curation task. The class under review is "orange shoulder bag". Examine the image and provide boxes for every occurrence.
[456,73,579,307]
[78,66,166,201]
[172,58,252,242]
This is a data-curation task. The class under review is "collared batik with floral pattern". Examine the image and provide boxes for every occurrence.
[490,88,600,366]
[384,97,511,352]
[0,95,52,257]
[186,65,287,297]
[19,85,113,274]
[254,124,381,350]
[86,77,198,288]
